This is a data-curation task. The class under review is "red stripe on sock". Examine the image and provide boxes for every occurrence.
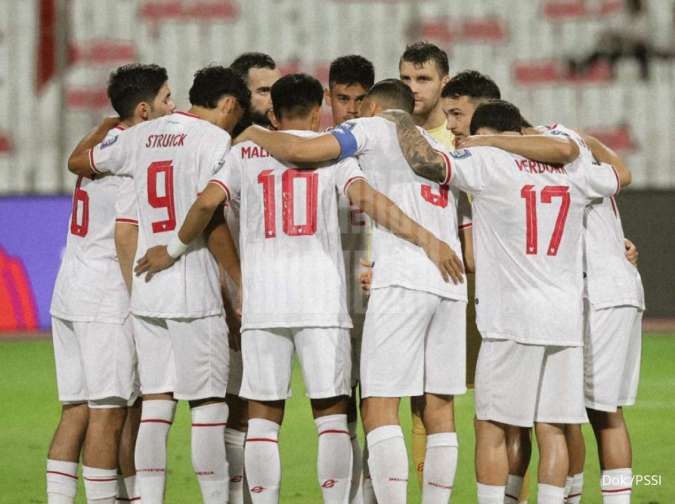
[319,429,350,436]
[191,422,228,427]
[428,481,453,489]
[46,470,78,480]
[84,476,118,482]
[140,418,172,425]
[246,437,278,443]
[602,487,631,494]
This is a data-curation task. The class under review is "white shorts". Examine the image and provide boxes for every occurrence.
[360,286,467,398]
[132,315,228,401]
[240,327,351,401]
[584,302,643,412]
[52,316,138,404]
[475,339,587,427]
[227,348,243,396]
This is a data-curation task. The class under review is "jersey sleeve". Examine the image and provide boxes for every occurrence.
[115,177,138,225]
[198,131,232,189]
[90,130,130,176]
[457,191,473,230]
[447,148,487,195]
[419,128,455,184]
[583,161,621,200]
[208,150,241,203]
[331,119,368,160]
[334,157,368,196]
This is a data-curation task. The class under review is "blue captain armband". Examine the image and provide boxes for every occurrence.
[331,125,358,161]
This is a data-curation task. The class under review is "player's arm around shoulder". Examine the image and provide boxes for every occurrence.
[458,133,579,165]
[68,116,121,178]
[582,134,632,188]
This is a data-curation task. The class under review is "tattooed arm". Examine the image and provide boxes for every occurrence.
[378,109,449,183]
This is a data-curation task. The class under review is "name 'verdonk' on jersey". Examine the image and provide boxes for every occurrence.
[51,127,130,323]
[331,116,466,301]
[90,112,231,318]
[447,146,620,346]
[209,131,366,330]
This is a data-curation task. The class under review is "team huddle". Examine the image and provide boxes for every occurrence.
[46,42,644,504]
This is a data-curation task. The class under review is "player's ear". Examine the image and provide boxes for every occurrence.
[269,110,281,130]
[324,87,331,102]
[135,101,151,121]
[441,73,450,87]
[220,96,237,116]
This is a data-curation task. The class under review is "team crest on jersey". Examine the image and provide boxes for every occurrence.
[450,149,472,159]
[100,135,119,149]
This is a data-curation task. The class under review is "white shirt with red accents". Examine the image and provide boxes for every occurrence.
[209,131,365,330]
[115,177,138,225]
[51,127,130,323]
[445,146,619,346]
[331,116,466,301]
[90,111,231,318]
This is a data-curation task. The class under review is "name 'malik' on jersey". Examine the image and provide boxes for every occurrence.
[208,130,367,330]
[51,127,130,323]
[89,111,231,319]
[331,116,466,302]
[446,145,621,346]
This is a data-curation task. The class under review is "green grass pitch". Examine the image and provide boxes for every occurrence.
[1,334,672,503]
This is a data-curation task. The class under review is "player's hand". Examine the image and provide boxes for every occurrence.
[625,238,639,266]
[422,236,465,284]
[456,135,495,149]
[134,246,176,282]
[359,259,373,294]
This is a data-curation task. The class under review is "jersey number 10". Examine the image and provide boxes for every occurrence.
[521,185,570,256]
[258,169,318,238]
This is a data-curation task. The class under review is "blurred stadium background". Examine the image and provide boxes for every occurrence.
[0,0,673,501]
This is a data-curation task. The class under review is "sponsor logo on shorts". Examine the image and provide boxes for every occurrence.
[250,486,265,493]
[321,479,336,488]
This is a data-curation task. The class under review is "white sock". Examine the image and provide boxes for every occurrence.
[135,399,176,504]
[315,414,353,503]
[348,421,363,504]
[422,432,458,503]
[601,468,632,503]
[565,472,583,503]
[477,482,506,504]
[225,428,247,504]
[116,474,138,502]
[47,459,78,504]
[191,402,229,503]
[537,483,565,504]
[245,418,281,503]
[83,466,117,503]
[504,474,524,504]
[361,443,376,504]
[366,425,408,504]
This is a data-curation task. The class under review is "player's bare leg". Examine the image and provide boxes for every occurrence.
[226,393,252,504]
[82,403,126,503]
[588,407,633,503]
[47,403,89,504]
[474,418,508,504]
[117,398,141,502]
[564,424,585,503]
[504,426,531,504]
[534,422,569,504]
[245,400,285,504]
[418,393,458,503]
[188,397,230,504]
[362,396,407,504]
[135,393,176,504]
[410,395,427,490]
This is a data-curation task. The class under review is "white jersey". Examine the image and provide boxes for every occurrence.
[446,145,620,346]
[51,126,130,323]
[331,116,466,301]
[542,124,644,310]
[90,111,230,318]
[209,131,366,330]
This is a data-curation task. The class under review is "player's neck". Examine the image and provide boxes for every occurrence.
[415,104,445,131]
[120,118,138,129]
[279,118,314,131]
[187,105,219,125]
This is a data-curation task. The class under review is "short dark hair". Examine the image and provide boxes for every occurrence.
[230,52,276,83]
[328,55,375,89]
[442,70,501,100]
[271,73,324,120]
[189,65,250,111]
[107,64,168,120]
[400,41,449,76]
[366,79,415,114]
[469,99,523,135]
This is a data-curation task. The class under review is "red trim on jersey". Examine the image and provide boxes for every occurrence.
[191,422,228,427]
[113,125,126,131]
[601,487,631,494]
[47,470,78,480]
[115,218,138,225]
[175,111,199,119]
[319,429,350,436]
[246,437,278,443]
[88,148,99,174]
[208,179,231,202]
[140,418,172,425]
[436,149,452,185]
[610,164,621,195]
[343,176,367,196]
[459,222,473,230]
